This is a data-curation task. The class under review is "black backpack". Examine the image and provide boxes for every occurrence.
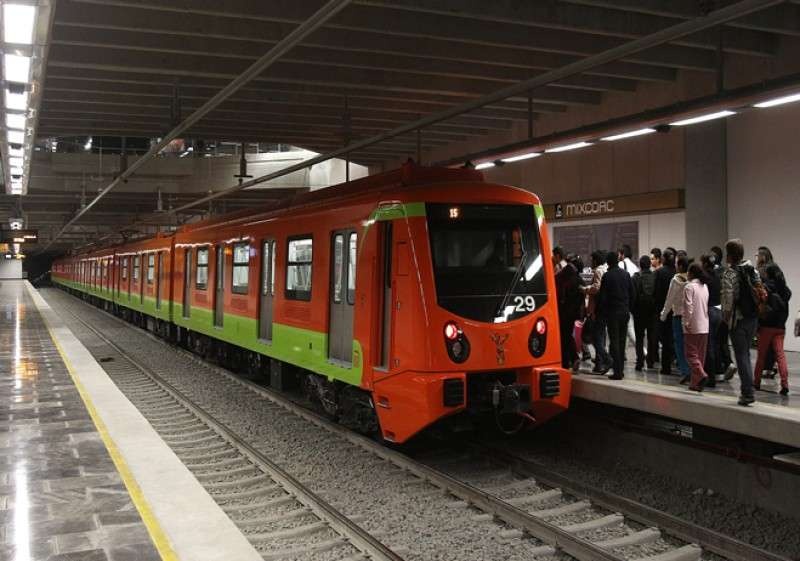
[635,270,656,308]
[735,265,764,319]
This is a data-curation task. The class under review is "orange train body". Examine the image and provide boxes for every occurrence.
[52,163,571,443]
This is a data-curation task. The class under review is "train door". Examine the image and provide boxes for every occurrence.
[259,240,275,341]
[183,248,191,318]
[329,229,356,364]
[156,251,163,310]
[214,244,224,328]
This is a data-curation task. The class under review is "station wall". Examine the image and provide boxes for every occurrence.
[0,259,23,279]
[727,102,800,351]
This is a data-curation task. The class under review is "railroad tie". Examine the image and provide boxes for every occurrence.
[596,527,662,549]
[631,544,702,561]
[561,513,624,533]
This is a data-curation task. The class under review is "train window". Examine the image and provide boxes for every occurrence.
[147,254,155,284]
[332,234,344,303]
[196,248,209,290]
[133,255,140,281]
[286,236,312,301]
[122,257,128,280]
[232,242,250,294]
[347,232,357,305]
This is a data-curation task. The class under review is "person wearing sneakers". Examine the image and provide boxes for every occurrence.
[754,264,792,396]
[660,255,690,384]
[683,263,710,392]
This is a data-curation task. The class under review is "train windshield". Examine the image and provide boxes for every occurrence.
[427,203,548,323]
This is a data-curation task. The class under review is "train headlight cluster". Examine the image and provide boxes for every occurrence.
[528,318,547,358]
[443,321,470,363]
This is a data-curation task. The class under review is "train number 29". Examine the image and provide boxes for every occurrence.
[513,295,536,312]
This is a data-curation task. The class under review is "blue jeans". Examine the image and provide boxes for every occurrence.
[592,317,611,369]
[731,316,757,399]
[672,316,689,376]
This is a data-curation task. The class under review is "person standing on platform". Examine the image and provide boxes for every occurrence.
[650,247,662,271]
[661,255,690,383]
[654,249,677,376]
[683,263,710,392]
[701,254,722,386]
[754,264,792,395]
[721,239,763,406]
[619,245,639,358]
[632,255,658,371]
[553,247,583,371]
[711,246,734,379]
[598,251,635,380]
[583,250,611,374]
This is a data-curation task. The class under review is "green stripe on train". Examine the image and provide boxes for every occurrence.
[53,277,363,387]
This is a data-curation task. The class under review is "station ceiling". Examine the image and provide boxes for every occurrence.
[9,0,800,251]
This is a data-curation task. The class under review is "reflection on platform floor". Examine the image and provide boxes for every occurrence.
[0,281,159,561]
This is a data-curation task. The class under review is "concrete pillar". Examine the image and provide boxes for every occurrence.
[684,121,728,256]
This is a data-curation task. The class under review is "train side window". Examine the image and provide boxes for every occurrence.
[122,257,128,280]
[196,247,209,290]
[147,253,155,284]
[286,236,312,301]
[347,232,357,305]
[332,234,344,303]
[133,255,140,281]
[232,242,250,294]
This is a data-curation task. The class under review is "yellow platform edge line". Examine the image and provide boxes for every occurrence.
[36,293,179,561]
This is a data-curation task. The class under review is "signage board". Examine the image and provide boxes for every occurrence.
[0,229,38,243]
[544,189,684,221]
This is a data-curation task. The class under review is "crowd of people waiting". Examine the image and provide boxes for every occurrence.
[552,240,797,406]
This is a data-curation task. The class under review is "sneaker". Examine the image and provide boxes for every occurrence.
[724,365,737,381]
[609,373,624,380]
[737,395,755,406]
[780,387,789,396]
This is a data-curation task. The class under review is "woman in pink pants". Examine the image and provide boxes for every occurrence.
[683,263,710,392]
[754,264,792,395]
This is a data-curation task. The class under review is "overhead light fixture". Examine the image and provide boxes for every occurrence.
[475,161,495,170]
[669,110,735,126]
[600,128,656,142]
[9,167,23,176]
[7,129,24,144]
[3,4,36,45]
[5,89,28,111]
[501,152,542,163]
[545,141,592,153]
[8,146,23,157]
[754,92,800,108]
[8,156,23,167]
[3,54,31,83]
[5,113,25,130]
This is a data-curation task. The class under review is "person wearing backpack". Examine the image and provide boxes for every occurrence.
[720,239,764,406]
[632,255,657,371]
[754,264,792,395]
[554,247,583,370]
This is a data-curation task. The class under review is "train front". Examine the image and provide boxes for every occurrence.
[371,186,571,443]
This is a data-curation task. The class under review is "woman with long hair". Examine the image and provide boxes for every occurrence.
[754,264,793,395]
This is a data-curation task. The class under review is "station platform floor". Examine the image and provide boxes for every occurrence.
[1,280,262,561]
[573,345,800,449]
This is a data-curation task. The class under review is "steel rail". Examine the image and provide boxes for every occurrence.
[468,442,793,561]
[60,302,405,561]
[166,0,782,215]
[43,0,353,250]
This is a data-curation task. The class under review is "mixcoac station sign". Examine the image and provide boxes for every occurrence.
[546,189,684,221]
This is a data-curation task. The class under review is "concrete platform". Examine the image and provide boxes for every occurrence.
[0,280,262,561]
[573,345,800,449]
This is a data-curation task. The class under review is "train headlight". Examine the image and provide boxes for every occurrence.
[444,321,470,363]
[528,318,547,358]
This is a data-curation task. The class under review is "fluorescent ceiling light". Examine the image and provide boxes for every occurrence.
[10,187,22,194]
[754,92,800,108]
[669,110,735,126]
[5,113,25,130]
[3,4,36,45]
[5,89,28,111]
[3,54,31,83]
[545,141,592,153]
[8,146,23,158]
[501,152,541,163]
[7,129,25,144]
[8,156,23,168]
[475,162,495,170]
[10,166,23,175]
[601,128,656,142]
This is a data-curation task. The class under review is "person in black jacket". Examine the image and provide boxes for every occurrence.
[598,251,635,380]
[632,255,658,371]
[701,254,722,386]
[553,247,583,370]
[753,264,792,395]
[654,249,676,375]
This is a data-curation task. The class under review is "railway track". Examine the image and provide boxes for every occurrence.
[47,288,792,561]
